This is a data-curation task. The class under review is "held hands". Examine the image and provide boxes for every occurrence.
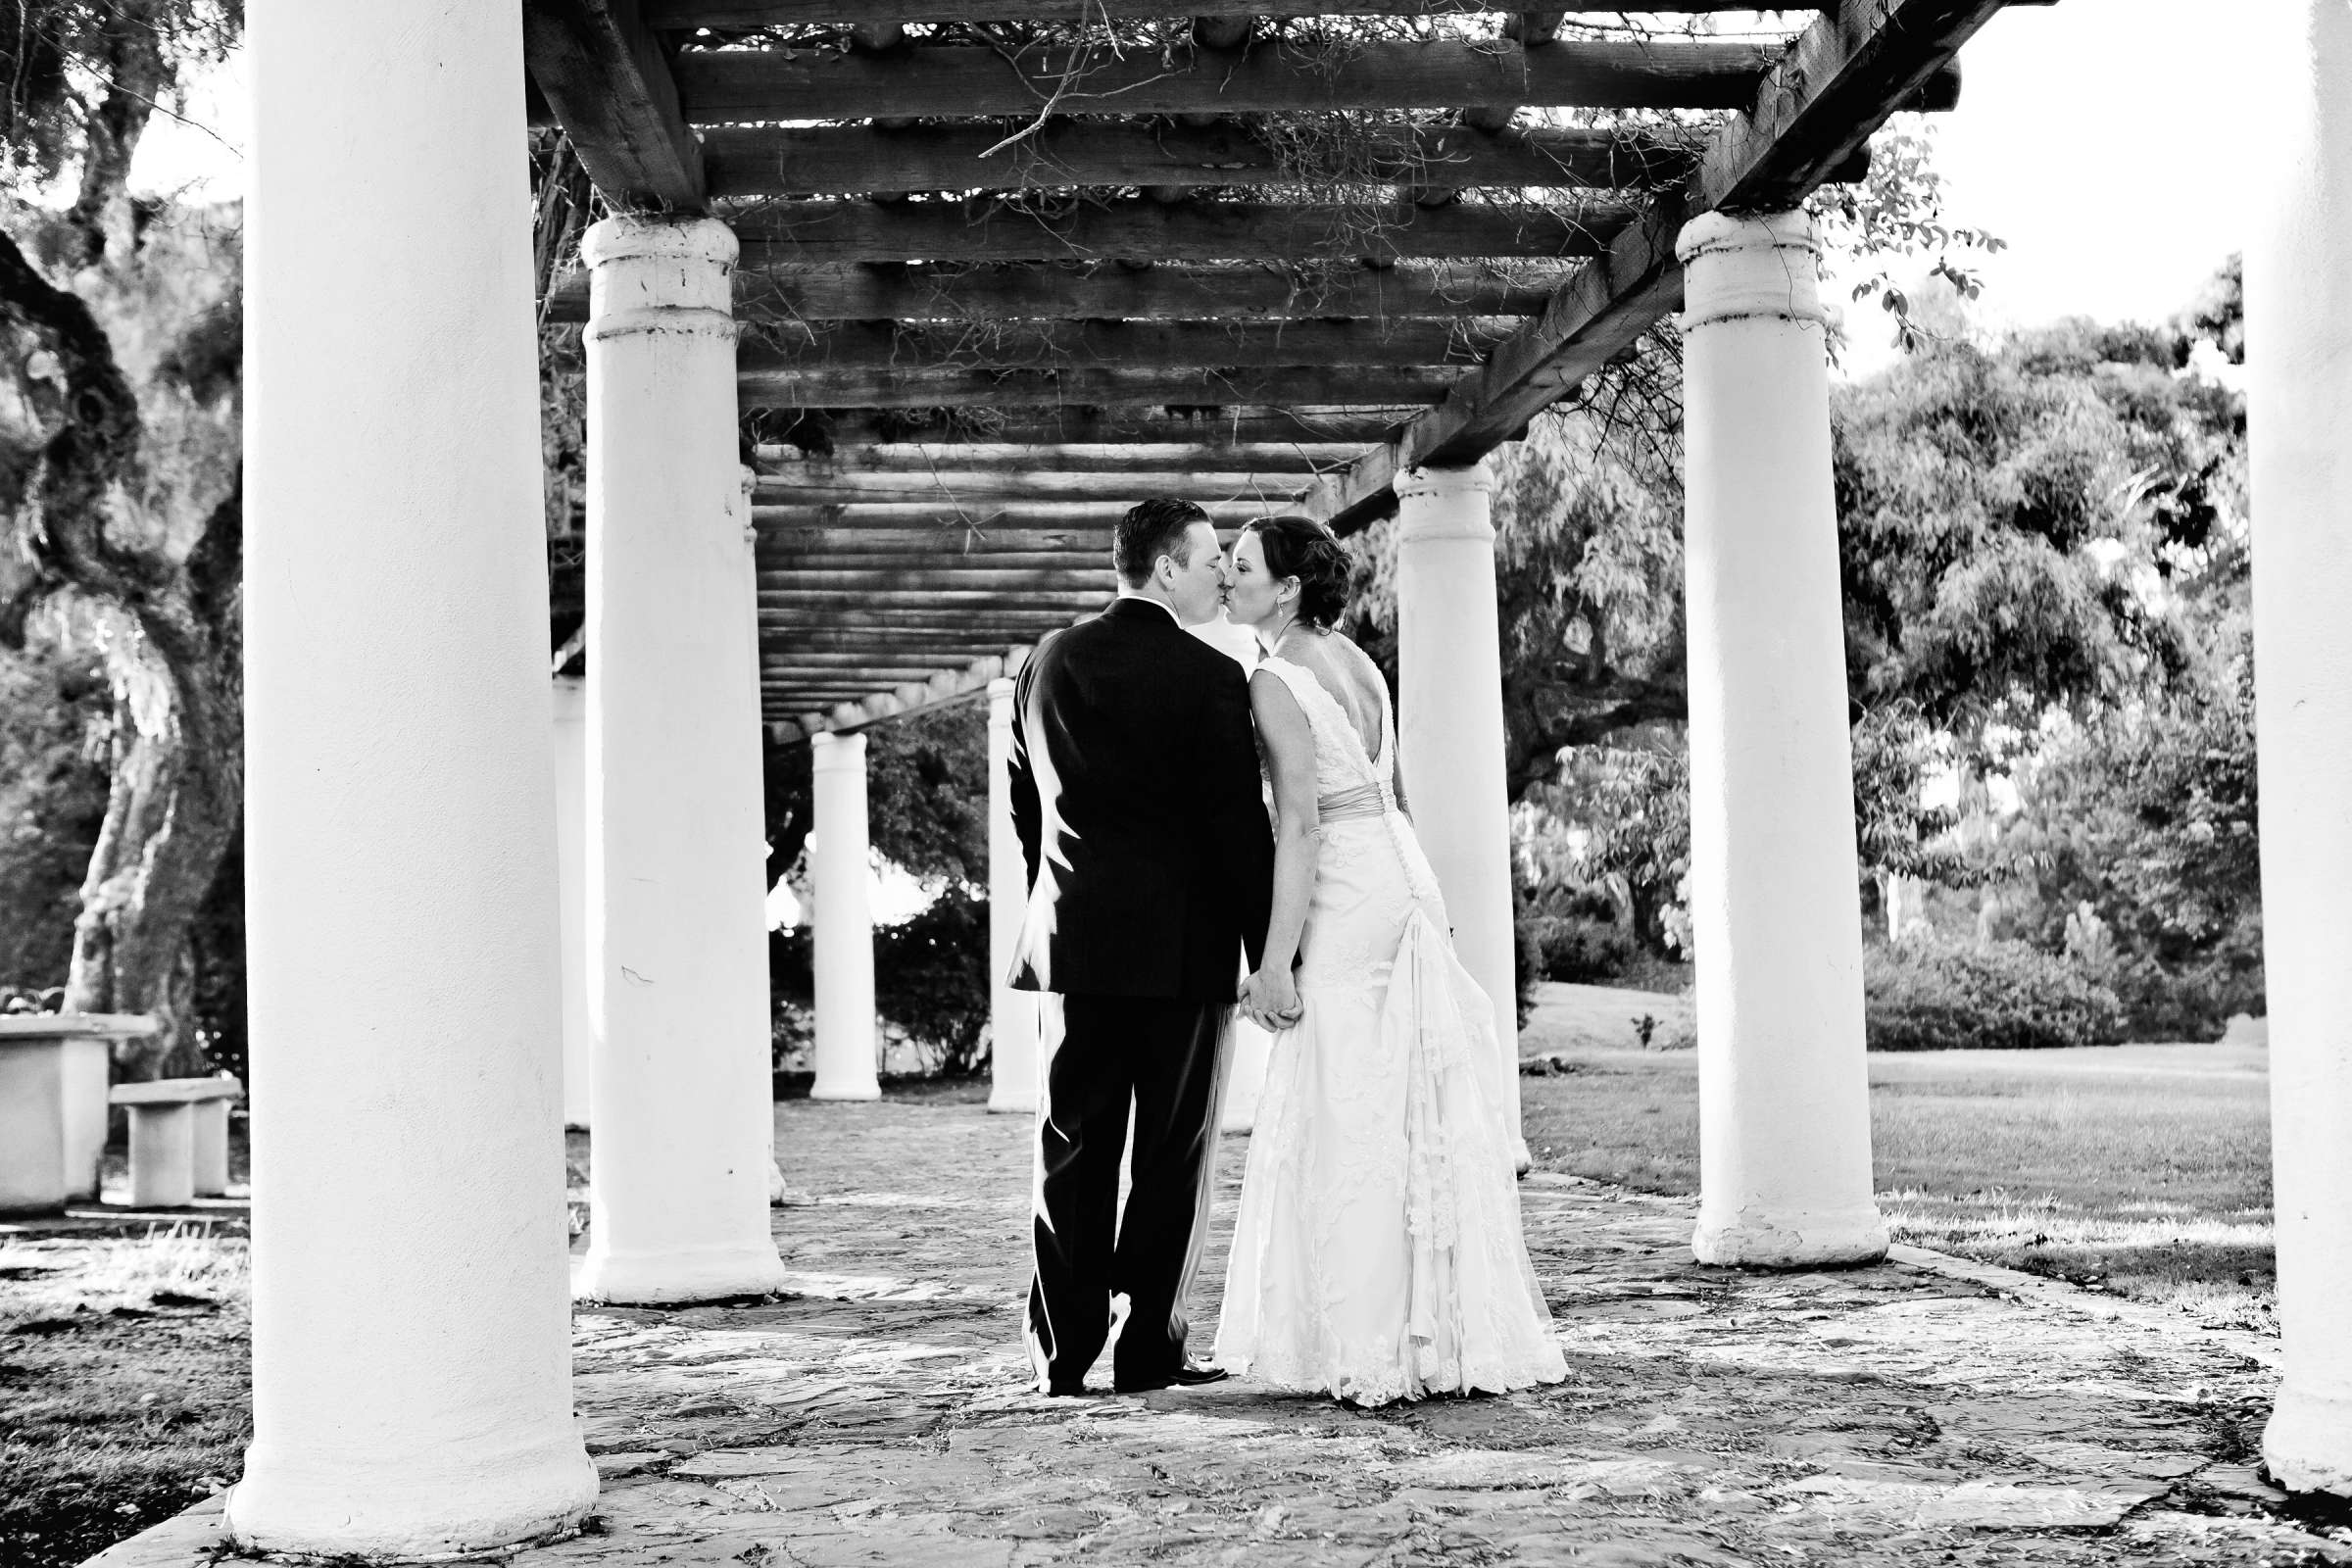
[1239,965,1303,1032]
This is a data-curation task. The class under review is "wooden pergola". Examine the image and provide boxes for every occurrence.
[522,0,2031,740]
[192,5,2352,1552]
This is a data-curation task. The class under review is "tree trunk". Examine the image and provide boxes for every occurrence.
[64,708,237,1078]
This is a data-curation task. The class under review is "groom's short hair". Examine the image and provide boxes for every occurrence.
[1114,498,1210,588]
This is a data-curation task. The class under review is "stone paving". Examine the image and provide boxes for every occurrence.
[99,1096,2350,1567]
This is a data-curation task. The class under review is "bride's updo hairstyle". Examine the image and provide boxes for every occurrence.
[1245,514,1352,630]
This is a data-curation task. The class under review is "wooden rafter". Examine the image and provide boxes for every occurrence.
[754,467,1314,501]
[547,261,1576,324]
[757,497,1295,527]
[702,122,1698,199]
[765,651,1032,745]
[773,411,1411,445]
[1318,0,2022,530]
[727,199,1633,266]
[653,0,1811,23]
[522,0,706,211]
[735,318,1510,374]
[673,41,1777,123]
[739,365,1462,410]
[754,442,1360,474]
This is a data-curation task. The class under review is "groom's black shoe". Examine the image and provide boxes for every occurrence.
[1114,1360,1229,1395]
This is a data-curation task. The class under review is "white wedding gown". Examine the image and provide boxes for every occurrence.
[1214,657,1567,1405]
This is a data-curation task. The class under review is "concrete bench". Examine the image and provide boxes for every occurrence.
[0,1014,160,1213]
[110,1076,244,1207]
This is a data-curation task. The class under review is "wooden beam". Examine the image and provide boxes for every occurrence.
[757,570,1114,594]
[755,468,1311,503]
[761,589,1109,606]
[656,0,1810,23]
[775,410,1411,446]
[702,122,1697,199]
[755,442,1358,475]
[767,652,1030,744]
[738,319,1505,376]
[522,0,705,211]
[1323,0,2017,528]
[760,529,1117,553]
[548,261,1575,324]
[757,499,1282,528]
[765,562,1116,584]
[741,365,1460,409]
[727,199,1631,267]
[761,620,1081,641]
[673,41,1774,123]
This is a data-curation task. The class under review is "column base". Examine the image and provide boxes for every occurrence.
[2265,1379,2352,1497]
[574,1239,788,1304]
[986,1089,1038,1114]
[1692,1201,1889,1268]
[809,1082,882,1102]
[226,1429,596,1561]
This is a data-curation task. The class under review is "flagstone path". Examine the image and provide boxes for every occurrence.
[97,1097,2348,1567]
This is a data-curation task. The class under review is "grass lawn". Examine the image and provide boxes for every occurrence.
[0,1226,251,1568]
[1519,981,2276,1332]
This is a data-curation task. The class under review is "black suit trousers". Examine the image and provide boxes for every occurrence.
[1025,995,1227,1391]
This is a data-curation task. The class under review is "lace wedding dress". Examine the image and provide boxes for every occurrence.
[1214,656,1567,1405]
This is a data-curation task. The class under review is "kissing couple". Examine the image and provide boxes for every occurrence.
[1006,497,1567,1405]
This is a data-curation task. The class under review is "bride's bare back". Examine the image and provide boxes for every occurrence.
[1269,628,1401,799]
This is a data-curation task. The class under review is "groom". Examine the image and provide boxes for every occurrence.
[1007,497,1278,1396]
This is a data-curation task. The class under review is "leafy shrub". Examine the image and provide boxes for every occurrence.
[1512,908,1541,1030]
[1524,914,1638,984]
[873,886,993,1076]
[1864,937,2123,1052]
[768,883,994,1076]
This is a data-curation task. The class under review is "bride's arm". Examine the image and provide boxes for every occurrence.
[1243,669,1317,1025]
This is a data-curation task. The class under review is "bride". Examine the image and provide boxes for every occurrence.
[1213,514,1566,1406]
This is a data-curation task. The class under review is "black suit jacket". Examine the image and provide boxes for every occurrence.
[1008,598,1275,1001]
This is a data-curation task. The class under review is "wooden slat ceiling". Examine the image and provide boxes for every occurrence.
[523,0,2037,740]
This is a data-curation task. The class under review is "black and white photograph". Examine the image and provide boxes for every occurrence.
[3,1,2349,1565]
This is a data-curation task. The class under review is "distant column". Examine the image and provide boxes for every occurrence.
[231,0,595,1551]
[811,732,882,1102]
[2249,0,2352,1500]
[1393,462,1528,1170]
[1676,210,1886,1269]
[552,674,591,1131]
[986,678,1041,1113]
[573,215,785,1305]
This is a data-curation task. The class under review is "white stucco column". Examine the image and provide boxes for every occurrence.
[2250,0,2352,1499]
[573,216,785,1305]
[986,679,1041,1113]
[811,732,882,1101]
[1676,211,1886,1269]
[233,0,595,1552]
[1394,463,1528,1169]
[553,675,591,1131]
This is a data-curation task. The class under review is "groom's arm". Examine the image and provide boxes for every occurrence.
[1201,660,1276,971]
[1008,655,1043,892]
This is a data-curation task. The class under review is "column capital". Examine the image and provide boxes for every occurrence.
[810,729,866,770]
[988,675,1017,715]
[582,215,737,342]
[1675,210,1826,333]
[1393,461,1494,544]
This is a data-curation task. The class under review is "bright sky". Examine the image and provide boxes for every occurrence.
[141,3,2272,384]
[1833,0,2274,378]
